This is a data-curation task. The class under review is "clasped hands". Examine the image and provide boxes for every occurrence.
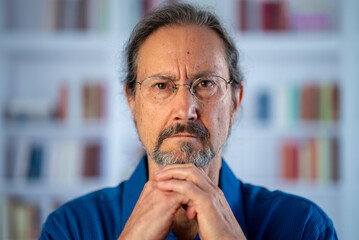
[119,164,246,240]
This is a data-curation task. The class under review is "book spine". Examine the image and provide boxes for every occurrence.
[82,142,101,177]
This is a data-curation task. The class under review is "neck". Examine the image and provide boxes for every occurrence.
[147,153,222,238]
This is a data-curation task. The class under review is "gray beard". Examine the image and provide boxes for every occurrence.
[151,123,216,169]
[152,138,215,169]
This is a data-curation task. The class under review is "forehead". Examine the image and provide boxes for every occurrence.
[136,24,228,79]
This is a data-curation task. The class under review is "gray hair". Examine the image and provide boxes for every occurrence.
[124,3,243,104]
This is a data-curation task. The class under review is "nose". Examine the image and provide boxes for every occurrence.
[171,84,198,122]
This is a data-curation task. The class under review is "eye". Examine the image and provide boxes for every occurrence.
[154,82,169,90]
[198,80,214,88]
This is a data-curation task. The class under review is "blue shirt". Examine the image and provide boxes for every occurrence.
[40,156,337,239]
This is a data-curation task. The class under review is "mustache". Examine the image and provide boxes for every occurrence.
[156,122,210,148]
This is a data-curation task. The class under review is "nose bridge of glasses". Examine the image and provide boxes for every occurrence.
[173,82,194,94]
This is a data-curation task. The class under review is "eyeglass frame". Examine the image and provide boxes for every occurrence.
[135,74,235,104]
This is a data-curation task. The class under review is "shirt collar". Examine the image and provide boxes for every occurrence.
[219,160,249,238]
[122,155,248,238]
[121,155,148,229]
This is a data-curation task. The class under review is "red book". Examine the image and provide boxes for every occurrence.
[281,141,289,179]
[301,85,311,121]
[83,142,101,177]
[239,0,247,31]
[290,142,299,179]
[281,140,298,180]
[56,82,68,122]
[262,1,287,31]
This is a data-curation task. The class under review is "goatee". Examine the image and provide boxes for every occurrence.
[151,122,215,168]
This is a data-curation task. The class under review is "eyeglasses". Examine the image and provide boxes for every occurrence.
[136,75,234,104]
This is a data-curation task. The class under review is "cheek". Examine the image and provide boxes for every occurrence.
[135,101,164,148]
[217,97,234,137]
[206,102,231,141]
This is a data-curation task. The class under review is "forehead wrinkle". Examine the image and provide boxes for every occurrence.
[137,24,229,82]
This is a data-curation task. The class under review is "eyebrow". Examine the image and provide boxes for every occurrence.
[144,70,220,82]
[190,70,219,80]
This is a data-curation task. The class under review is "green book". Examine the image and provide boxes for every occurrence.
[319,84,333,122]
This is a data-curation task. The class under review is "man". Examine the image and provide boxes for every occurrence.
[40,3,337,240]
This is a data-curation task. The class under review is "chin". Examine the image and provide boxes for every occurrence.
[152,142,215,169]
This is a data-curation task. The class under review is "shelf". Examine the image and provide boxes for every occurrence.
[275,181,341,200]
[0,180,109,198]
[235,32,340,56]
[0,32,111,53]
[242,176,341,196]
[3,121,107,138]
[231,120,340,139]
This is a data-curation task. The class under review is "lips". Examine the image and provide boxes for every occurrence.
[169,133,199,138]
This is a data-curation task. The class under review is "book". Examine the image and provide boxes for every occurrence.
[281,140,298,180]
[78,0,88,30]
[82,82,105,121]
[288,83,300,125]
[332,84,340,121]
[289,0,336,31]
[55,82,69,122]
[301,84,311,121]
[256,89,271,123]
[298,140,311,180]
[331,138,339,181]
[238,0,337,32]
[238,0,261,31]
[301,84,320,121]
[82,142,102,177]
[318,137,331,182]
[7,199,40,239]
[27,144,44,180]
[319,84,333,122]
[261,0,287,31]
[0,198,9,240]
[309,138,318,181]
[48,139,82,185]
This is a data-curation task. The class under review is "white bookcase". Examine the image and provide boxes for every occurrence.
[0,0,358,239]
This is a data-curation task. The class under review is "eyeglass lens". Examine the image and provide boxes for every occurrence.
[139,76,228,104]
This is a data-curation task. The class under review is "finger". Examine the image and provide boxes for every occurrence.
[154,163,201,174]
[157,179,207,205]
[154,165,215,191]
[186,206,197,220]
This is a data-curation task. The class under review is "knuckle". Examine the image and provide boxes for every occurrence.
[144,180,156,190]
[184,181,192,190]
[205,191,222,207]
[217,188,225,198]
[188,166,198,175]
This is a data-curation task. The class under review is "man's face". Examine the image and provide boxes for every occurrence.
[127,24,240,168]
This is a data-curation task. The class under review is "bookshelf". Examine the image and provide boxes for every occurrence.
[0,0,358,239]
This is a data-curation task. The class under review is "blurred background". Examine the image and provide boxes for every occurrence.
[0,0,358,239]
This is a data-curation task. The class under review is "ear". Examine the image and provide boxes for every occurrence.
[230,82,244,125]
[124,84,136,119]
